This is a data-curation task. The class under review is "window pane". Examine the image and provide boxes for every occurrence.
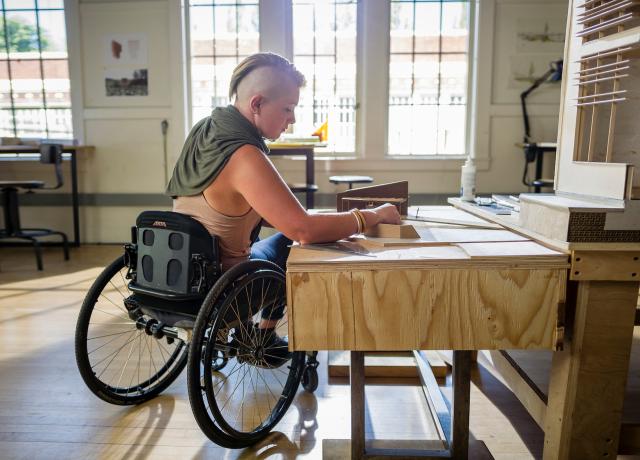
[43,59,70,107]
[5,11,39,59]
[441,2,468,53]
[45,108,71,136]
[0,60,11,109]
[38,1,65,9]
[0,109,15,136]
[190,6,214,56]
[15,108,47,137]
[5,1,35,9]
[414,2,440,53]
[390,2,414,54]
[38,10,67,54]
[293,0,357,154]
[188,1,259,125]
[388,0,469,156]
[9,59,44,107]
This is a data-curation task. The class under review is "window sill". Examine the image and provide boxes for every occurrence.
[271,155,489,172]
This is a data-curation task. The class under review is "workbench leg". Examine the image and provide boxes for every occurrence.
[544,281,639,459]
[452,351,471,460]
[351,351,366,459]
[71,150,80,247]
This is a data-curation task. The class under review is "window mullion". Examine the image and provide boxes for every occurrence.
[259,0,291,60]
[357,0,390,160]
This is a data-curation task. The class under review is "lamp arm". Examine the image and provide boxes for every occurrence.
[520,68,554,142]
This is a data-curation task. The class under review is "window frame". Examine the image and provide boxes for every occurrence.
[0,0,74,140]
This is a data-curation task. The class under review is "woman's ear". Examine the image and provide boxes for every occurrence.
[249,95,264,114]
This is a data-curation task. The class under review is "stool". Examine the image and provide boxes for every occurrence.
[329,175,373,190]
[0,144,70,270]
[287,183,318,209]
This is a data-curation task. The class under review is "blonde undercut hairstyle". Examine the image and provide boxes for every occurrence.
[228,52,306,100]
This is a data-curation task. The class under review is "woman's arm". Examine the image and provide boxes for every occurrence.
[225,145,400,244]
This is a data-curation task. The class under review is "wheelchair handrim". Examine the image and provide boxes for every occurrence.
[202,269,302,438]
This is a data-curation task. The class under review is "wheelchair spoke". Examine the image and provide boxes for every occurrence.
[254,367,278,413]
[89,321,135,326]
[94,305,130,322]
[100,288,128,316]
[219,361,251,414]
[108,277,129,301]
[248,363,262,428]
[115,328,139,390]
[88,328,136,355]
[87,329,136,341]
[95,330,140,379]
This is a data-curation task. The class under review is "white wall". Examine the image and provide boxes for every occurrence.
[3,0,567,243]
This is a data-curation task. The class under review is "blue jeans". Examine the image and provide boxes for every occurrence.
[250,232,292,320]
[250,232,292,273]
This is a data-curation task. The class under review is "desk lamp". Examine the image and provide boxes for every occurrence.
[519,59,563,188]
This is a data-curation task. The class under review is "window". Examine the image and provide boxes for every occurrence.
[388,0,470,156]
[0,0,72,139]
[186,0,473,158]
[292,0,357,154]
[188,0,259,124]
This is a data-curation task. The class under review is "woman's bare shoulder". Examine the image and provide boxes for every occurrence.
[225,144,274,175]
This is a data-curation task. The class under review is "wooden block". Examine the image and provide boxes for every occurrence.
[364,223,420,239]
[571,250,640,281]
[327,350,447,378]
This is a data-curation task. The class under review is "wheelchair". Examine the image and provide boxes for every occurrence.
[74,211,319,449]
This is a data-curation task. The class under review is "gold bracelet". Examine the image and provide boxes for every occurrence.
[350,210,362,234]
[353,208,367,233]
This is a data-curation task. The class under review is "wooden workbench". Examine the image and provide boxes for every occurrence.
[286,206,573,458]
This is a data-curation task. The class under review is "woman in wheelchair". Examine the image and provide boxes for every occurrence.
[74,52,400,449]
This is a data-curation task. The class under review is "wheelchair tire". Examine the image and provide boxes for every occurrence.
[187,260,305,448]
[75,256,188,405]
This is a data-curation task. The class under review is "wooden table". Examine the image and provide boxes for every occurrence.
[0,144,94,246]
[286,207,570,458]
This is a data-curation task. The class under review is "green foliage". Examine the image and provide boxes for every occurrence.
[0,17,50,52]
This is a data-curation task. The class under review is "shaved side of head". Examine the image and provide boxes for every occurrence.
[235,66,297,106]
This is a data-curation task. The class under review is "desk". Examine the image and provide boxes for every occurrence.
[286,209,569,458]
[0,144,94,247]
[517,141,557,193]
[287,204,640,458]
[268,143,316,209]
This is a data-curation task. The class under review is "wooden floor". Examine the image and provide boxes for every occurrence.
[0,244,625,460]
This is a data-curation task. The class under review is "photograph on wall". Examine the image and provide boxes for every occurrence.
[105,68,148,96]
[103,33,148,66]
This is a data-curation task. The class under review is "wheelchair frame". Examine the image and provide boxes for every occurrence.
[74,211,318,449]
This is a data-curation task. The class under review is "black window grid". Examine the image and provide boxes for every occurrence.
[0,0,72,138]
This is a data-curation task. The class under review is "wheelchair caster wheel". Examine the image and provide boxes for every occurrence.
[302,366,318,392]
[210,349,228,372]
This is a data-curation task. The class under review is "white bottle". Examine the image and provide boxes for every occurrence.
[460,157,476,202]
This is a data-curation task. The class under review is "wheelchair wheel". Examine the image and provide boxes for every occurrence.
[188,260,305,449]
[75,256,188,405]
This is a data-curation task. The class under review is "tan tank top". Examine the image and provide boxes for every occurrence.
[173,194,262,271]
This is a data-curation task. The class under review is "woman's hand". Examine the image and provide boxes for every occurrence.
[361,203,402,229]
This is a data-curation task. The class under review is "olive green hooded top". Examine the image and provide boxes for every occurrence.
[165,105,269,197]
